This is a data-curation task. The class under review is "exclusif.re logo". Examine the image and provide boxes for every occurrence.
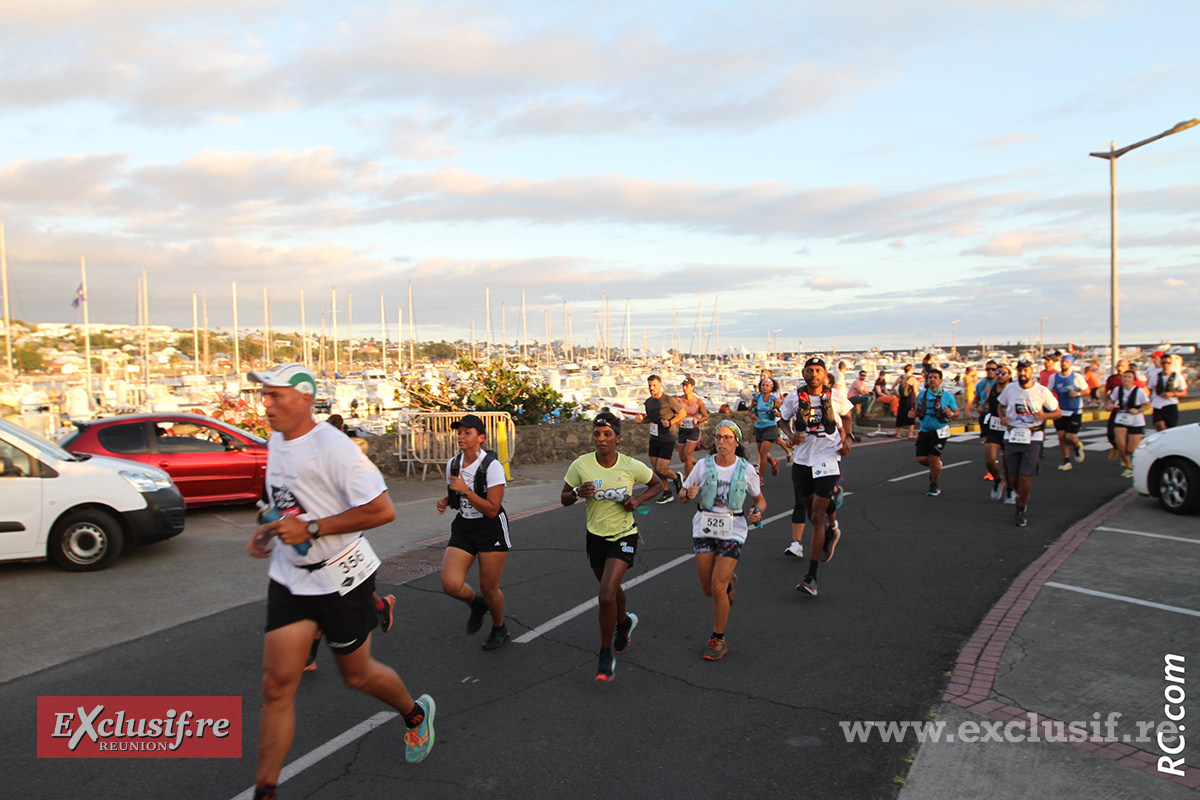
[37,696,242,759]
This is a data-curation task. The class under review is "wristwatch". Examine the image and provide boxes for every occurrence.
[305,520,321,539]
[572,486,583,498]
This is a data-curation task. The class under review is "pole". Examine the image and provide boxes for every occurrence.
[379,292,386,375]
[202,296,209,375]
[1108,142,1119,376]
[0,221,12,382]
[300,288,308,367]
[331,287,338,377]
[81,256,91,410]
[407,280,415,368]
[232,281,240,387]
[348,292,354,374]
[192,292,199,376]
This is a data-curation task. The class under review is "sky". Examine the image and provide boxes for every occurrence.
[1,0,1198,355]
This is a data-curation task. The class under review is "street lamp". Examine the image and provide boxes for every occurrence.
[1040,317,1048,357]
[950,320,960,356]
[1090,119,1199,376]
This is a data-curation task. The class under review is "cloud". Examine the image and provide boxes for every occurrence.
[807,276,868,291]
[963,228,1087,257]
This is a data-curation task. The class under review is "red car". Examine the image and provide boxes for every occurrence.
[61,413,268,507]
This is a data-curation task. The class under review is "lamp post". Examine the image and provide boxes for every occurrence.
[951,320,960,356]
[1090,119,1199,376]
[1040,317,1048,357]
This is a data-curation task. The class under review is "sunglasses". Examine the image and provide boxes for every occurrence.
[713,434,738,441]
[996,371,1010,376]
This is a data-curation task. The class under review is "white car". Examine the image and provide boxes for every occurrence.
[1132,422,1200,515]
[0,417,186,571]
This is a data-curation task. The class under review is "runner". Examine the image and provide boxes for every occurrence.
[561,412,665,682]
[1050,355,1089,472]
[912,369,959,497]
[245,364,434,800]
[1038,352,1060,387]
[778,358,852,596]
[976,364,1014,501]
[1151,354,1189,431]
[680,420,766,661]
[1103,358,1140,459]
[435,414,510,651]
[972,361,1000,479]
[998,360,1062,527]
[676,377,710,480]
[1105,370,1151,477]
[642,375,686,504]
[751,377,783,479]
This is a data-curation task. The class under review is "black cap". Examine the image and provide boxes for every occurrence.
[1016,359,1034,369]
[592,411,622,435]
[451,413,486,433]
[804,357,826,370]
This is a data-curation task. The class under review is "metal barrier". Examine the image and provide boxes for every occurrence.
[396,410,516,481]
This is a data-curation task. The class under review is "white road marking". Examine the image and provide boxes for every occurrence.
[1044,582,1200,618]
[229,711,398,800]
[888,461,972,482]
[1094,526,1200,545]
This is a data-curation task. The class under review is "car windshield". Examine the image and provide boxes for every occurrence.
[0,418,77,462]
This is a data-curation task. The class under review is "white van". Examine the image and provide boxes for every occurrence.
[0,417,186,571]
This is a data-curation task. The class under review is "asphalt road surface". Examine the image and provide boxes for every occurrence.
[2,416,1185,800]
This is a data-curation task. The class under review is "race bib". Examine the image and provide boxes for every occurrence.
[1008,428,1032,445]
[458,500,482,520]
[989,415,1005,432]
[680,418,695,429]
[812,460,840,478]
[649,423,659,437]
[318,537,381,596]
[1115,411,1139,427]
[936,425,951,439]
[699,512,737,540]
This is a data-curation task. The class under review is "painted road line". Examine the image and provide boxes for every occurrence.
[1094,526,1200,545]
[1044,582,1200,618]
[888,461,972,483]
[515,510,791,645]
[229,711,398,800]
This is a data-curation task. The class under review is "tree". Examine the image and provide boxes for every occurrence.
[406,359,578,425]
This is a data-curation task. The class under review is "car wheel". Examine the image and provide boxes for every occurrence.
[49,510,125,571]
[1157,458,1200,515]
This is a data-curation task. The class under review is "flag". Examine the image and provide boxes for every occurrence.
[71,283,85,309]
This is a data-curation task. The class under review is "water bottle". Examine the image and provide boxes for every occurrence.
[632,505,650,515]
[256,501,311,555]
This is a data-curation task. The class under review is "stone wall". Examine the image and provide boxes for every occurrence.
[358,413,758,476]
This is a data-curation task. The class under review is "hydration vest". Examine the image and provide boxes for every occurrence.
[916,389,950,423]
[447,450,502,512]
[698,455,749,512]
[795,387,837,435]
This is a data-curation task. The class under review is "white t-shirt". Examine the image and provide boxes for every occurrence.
[445,451,507,520]
[1151,370,1188,409]
[681,457,762,542]
[780,386,853,466]
[266,422,389,595]
[997,382,1060,443]
[1109,385,1150,427]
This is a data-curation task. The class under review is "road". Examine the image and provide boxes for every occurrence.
[0,417,1182,799]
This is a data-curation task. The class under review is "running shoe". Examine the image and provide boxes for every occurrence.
[613,612,638,653]
[1121,468,1134,478]
[832,484,845,510]
[770,457,779,477]
[1057,463,1073,472]
[927,483,941,497]
[821,524,840,563]
[1014,511,1027,528]
[983,471,994,481]
[703,638,728,661]
[990,482,1004,501]
[466,595,488,635]
[482,625,509,651]
[797,574,819,597]
[726,573,738,605]
[656,491,675,505]
[378,594,396,634]
[784,541,805,558]
[403,695,436,763]
[1004,491,1017,505]
[1075,442,1086,463]
[596,650,617,682]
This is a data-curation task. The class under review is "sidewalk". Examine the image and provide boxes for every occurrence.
[898,489,1200,798]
